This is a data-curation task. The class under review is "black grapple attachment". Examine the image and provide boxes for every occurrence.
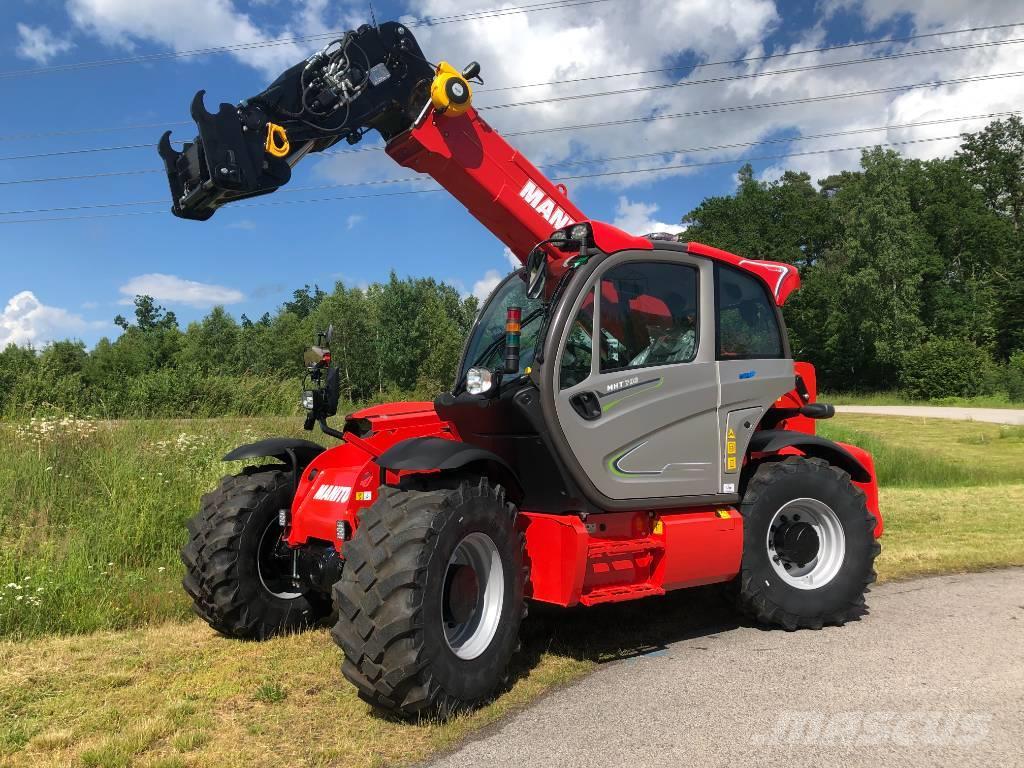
[158,21,434,221]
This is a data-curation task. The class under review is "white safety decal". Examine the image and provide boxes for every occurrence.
[313,484,352,503]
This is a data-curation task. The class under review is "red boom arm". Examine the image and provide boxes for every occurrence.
[387,106,586,264]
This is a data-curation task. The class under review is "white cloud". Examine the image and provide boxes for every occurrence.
[471,269,502,302]
[65,0,346,78]
[16,23,74,64]
[0,291,105,347]
[612,197,687,236]
[119,274,244,307]
[346,213,365,230]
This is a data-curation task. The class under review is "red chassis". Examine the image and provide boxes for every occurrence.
[287,360,880,608]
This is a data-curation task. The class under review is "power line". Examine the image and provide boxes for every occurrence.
[483,21,1024,92]
[0,133,970,222]
[3,111,1014,188]
[502,69,1024,137]
[3,67,1021,164]
[1,20,1019,143]
[0,0,616,80]
[476,36,1024,110]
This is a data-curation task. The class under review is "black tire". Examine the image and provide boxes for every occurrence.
[182,466,329,639]
[331,477,525,718]
[737,456,880,630]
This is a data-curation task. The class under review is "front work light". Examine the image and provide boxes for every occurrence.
[466,367,494,395]
[302,390,315,410]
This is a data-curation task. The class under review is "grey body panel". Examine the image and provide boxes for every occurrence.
[546,247,794,504]
[717,359,796,490]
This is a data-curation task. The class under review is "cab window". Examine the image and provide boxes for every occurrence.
[597,262,699,373]
[715,264,783,359]
[559,289,594,389]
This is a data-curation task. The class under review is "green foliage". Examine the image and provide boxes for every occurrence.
[1006,352,1024,403]
[898,337,998,400]
[684,117,1024,395]
[0,272,480,419]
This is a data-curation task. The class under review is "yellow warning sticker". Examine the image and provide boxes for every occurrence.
[715,508,731,519]
[653,519,664,535]
[726,456,737,471]
[726,440,737,455]
[355,491,373,501]
[727,427,736,440]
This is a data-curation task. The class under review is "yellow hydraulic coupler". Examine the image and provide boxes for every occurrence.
[430,61,473,116]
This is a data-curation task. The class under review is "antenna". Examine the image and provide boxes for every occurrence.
[369,1,378,29]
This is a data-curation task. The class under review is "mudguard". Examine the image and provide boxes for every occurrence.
[223,437,324,470]
[377,436,524,498]
[748,430,871,483]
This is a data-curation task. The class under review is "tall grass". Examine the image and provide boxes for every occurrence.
[1,372,305,420]
[0,415,325,638]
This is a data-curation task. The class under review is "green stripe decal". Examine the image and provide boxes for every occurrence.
[602,377,664,412]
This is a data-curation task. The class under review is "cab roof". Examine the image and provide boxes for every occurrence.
[585,219,800,307]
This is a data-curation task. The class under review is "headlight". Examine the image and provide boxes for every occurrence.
[302,390,315,410]
[465,367,494,395]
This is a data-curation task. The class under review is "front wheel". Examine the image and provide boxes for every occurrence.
[182,467,330,639]
[331,477,525,718]
[737,456,880,630]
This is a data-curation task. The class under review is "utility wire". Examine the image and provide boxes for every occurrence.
[483,21,1024,92]
[476,36,1024,109]
[2,111,1014,187]
[0,0,616,80]
[3,65,1021,163]
[0,133,970,221]
[0,20,1019,143]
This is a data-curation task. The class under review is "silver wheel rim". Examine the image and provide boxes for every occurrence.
[256,522,302,600]
[767,498,845,590]
[442,532,505,660]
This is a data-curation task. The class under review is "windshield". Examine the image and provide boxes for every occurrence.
[458,271,546,385]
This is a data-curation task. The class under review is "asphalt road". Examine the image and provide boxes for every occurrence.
[835,405,1024,425]
[426,570,1024,768]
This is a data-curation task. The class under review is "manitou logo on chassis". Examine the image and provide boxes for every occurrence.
[519,180,575,229]
[313,484,351,503]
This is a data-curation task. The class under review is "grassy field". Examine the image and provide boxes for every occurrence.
[1,412,1023,767]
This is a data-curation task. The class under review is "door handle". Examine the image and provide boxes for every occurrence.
[570,391,602,421]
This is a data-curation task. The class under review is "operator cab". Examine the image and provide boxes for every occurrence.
[438,221,801,514]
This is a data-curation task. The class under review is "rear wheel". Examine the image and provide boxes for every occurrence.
[331,477,525,718]
[737,456,880,630]
[182,467,329,639]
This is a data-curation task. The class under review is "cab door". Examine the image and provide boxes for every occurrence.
[551,252,721,501]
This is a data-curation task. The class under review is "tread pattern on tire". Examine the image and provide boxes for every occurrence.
[737,456,881,631]
[182,467,320,640]
[331,477,524,717]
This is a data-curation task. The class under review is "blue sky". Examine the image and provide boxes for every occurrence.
[1,0,1020,347]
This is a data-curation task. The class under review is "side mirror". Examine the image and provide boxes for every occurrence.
[526,247,547,300]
